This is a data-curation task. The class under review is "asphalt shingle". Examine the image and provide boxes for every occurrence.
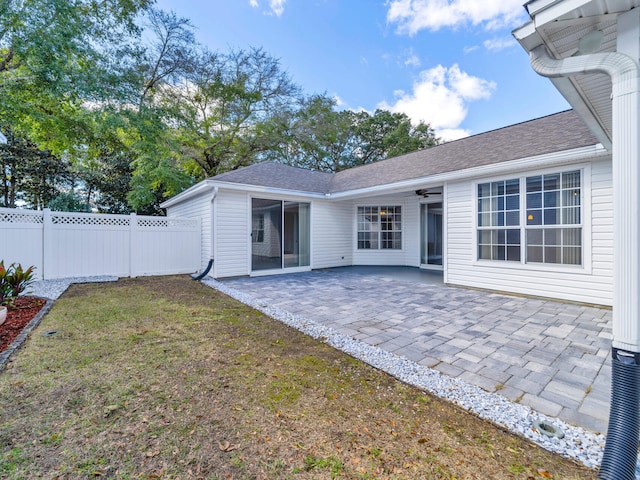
[209,110,600,194]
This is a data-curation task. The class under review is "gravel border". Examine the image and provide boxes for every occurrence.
[202,277,607,471]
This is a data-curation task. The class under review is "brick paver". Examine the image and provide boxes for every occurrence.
[223,266,612,434]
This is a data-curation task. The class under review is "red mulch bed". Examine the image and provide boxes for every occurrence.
[0,297,47,352]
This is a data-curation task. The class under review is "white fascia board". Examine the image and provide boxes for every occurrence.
[328,144,608,200]
[210,181,328,199]
[527,0,593,26]
[513,25,545,51]
[160,180,216,209]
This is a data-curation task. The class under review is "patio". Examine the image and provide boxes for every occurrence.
[222,266,613,435]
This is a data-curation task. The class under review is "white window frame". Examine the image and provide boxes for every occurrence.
[474,165,592,274]
[357,205,403,250]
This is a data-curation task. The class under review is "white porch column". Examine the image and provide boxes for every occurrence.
[612,9,640,352]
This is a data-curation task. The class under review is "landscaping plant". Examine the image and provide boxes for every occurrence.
[0,261,35,306]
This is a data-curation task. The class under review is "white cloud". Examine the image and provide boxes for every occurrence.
[483,37,517,51]
[269,0,286,16]
[463,45,479,54]
[377,64,496,141]
[386,0,526,35]
[403,53,421,67]
[249,0,286,17]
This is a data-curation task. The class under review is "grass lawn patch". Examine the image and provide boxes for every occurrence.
[0,276,597,479]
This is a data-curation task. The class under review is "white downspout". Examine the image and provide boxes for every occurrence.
[530,45,640,353]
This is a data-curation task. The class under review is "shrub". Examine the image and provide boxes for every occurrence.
[0,261,36,306]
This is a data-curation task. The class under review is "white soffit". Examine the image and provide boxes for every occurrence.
[515,0,640,149]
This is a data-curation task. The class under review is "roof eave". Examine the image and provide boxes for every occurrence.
[159,179,216,209]
[207,180,329,199]
[328,144,608,200]
[513,4,613,149]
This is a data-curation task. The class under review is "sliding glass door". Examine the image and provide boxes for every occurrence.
[252,198,310,271]
[420,202,443,268]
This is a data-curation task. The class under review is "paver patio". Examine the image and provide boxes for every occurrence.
[222,266,613,434]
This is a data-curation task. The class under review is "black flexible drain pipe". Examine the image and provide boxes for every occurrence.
[192,259,214,281]
[599,348,640,480]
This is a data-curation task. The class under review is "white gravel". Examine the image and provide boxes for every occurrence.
[202,277,609,471]
[28,276,119,300]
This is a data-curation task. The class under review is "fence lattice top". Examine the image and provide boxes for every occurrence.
[0,208,198,229]
[51,214,130,226]
[0,210,43,224]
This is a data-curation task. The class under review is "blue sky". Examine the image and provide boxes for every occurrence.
[154,0,570,141]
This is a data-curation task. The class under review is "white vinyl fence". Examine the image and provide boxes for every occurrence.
[0,207,201,280]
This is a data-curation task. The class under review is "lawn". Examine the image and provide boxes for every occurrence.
[0,276,597,479]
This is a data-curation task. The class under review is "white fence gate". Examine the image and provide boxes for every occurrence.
[0,208,201,280]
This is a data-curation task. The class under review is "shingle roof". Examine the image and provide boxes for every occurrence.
[213,161,333,194]
[211,110,600,194]
[329,110,599,192]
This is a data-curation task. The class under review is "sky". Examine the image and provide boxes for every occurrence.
[153,0,570,142]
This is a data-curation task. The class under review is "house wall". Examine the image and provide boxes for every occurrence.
[207,190,354,278]
[214,189,251,278]
[351,194,421,267]
[445,158,613,306]
[165,191,212,271]
[312,200,353,268]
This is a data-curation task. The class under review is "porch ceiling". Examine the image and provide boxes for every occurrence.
[514,0,640,150]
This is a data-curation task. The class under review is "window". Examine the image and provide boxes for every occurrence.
[525,171,581,265]
[476,170,582,266]
[477,179,521,261]
[251,213,264,243]
[358,206,402,249]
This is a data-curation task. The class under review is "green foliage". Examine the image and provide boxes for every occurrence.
[47,192,91,213]
[0,0,442,213]
[261,97,441,173]
[0,261,35,305]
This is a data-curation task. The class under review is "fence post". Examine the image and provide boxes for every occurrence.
[129,213,137,278]
[42,208,52,280]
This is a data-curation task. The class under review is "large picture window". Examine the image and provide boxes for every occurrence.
[477,170,582,266]
[357,206,402,250]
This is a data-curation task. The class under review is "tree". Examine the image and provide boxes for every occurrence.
[48,192,91,213]
[0,0,152,153]
[138,9,197,109]
[351,109,440,166]
[165,47,301,179]
[263,95,354,172]
[0,127,70,209]
[263,97,441,173]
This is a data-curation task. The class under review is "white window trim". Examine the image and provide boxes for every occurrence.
[355,204,404,251]
[473,164,592,275]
